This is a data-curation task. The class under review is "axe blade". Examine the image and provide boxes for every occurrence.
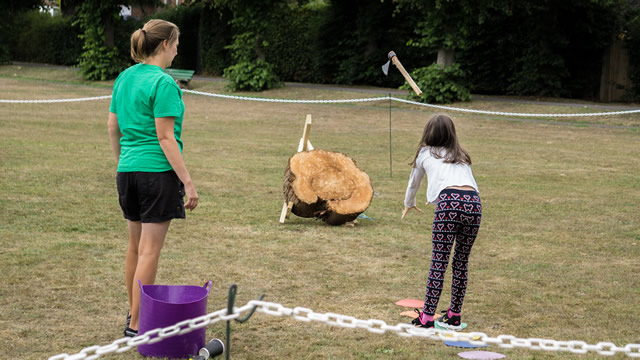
[381,60,390,76]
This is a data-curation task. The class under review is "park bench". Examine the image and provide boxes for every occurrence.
[165,68,195,89]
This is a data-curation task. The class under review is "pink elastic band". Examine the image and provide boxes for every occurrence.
[448,309,461,317]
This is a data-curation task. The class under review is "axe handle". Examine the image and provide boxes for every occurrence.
[391,56,423,97]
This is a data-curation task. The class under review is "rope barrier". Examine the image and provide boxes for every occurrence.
[2,89,639,117]
[183,89,390,104]
[390,97,640,117]
[0,95,112,103]
[48,299,640,359]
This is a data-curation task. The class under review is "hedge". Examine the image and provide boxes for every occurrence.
[10,11,82,65]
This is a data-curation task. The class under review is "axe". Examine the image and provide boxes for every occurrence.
[382,51,422,97]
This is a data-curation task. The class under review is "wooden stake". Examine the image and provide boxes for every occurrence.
[280,114,313,224]
[297,114,313,152]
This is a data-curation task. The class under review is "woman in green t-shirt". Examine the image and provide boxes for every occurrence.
[107,19,198,337]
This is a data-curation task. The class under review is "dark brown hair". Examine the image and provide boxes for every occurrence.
[409,114,471,167]
[130,19,180,63]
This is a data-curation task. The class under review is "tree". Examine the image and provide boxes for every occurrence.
[395,0,625,98]
[616,0,640,99]
[207,0,286,91]
[0,0,43,63]
[318,0,422,86]
[70,0,157,80]
[0,0,42,13]
[395,0,514,67]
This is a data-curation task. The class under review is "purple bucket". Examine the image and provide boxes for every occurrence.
[137,280,212,359]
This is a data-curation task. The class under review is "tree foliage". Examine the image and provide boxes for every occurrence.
[207,0,285,91]
[74,1,124,80]
[72,0,157,80]
[4,0,639,100]
[318,0,423,86]
[618,0,640,100]
[0,0,44,63]
[396,0,514,54]
[396,0,627,99]
[402,63,471,104]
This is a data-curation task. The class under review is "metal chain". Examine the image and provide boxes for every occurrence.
[4,90,639,117]
[49,300,640,359]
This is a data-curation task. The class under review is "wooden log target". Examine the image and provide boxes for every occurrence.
[283,149,373,226]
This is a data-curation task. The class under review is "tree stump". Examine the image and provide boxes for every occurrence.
[283,149,374,226]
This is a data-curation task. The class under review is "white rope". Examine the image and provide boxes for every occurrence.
[390,97,640,117]
[48,300,640,359]
[2,89,639,117]
[0,95,112,103]
[182,89,389,104]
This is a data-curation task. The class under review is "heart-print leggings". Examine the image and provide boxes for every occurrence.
[422,188,482,316]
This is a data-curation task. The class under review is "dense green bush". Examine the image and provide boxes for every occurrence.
[75,2,127,80]
[223,59,282,91]
[262,3,326,83]
[403,63,471,104]
[199,5,233,75]
[9,11,82,65]
[620,2,640,101]
[317,0,424,86]
[0,21,11,64]
[626,35,640,101]
[457,0,617,99]
[1,1,635,101]
[113,16,143,67]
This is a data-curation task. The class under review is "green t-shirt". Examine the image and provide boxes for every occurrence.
[109,63,185,172]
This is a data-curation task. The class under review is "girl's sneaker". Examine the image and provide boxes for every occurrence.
[410,309,434,328]
[435,309,462,330]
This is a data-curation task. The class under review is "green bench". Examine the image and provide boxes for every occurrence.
[165,68,195,88]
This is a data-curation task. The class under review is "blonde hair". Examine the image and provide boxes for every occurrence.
[130,19,180,63]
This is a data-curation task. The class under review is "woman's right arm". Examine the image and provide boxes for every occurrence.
[107,112,121,161]
[156,116,198,211]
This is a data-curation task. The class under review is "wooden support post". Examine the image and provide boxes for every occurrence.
[280,114,313,224]
[297,114,313,152]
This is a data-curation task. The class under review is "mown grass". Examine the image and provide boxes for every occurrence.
[1,64,639,360]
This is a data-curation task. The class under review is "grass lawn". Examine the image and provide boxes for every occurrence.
[0,64,639,360]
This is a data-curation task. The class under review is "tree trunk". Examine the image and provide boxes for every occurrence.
[283,150,374,226]
[437,48,455,68]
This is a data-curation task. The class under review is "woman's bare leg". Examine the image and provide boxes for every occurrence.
[128,221,170,330]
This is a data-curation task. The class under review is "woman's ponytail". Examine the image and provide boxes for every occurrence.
[130,29,146,63]
[129,20,179,63]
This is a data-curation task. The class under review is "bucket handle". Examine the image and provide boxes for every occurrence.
[203,280,212,294]
[137,280,210,293]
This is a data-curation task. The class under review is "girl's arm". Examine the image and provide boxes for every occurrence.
[156,116,198,211]
[401,166,425,219]
[404,166,425,208]
[107,112,121,161]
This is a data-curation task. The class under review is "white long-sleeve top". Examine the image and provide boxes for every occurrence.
[404,147,479,207]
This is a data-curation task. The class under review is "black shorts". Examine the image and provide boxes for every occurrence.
[116,171,185,223]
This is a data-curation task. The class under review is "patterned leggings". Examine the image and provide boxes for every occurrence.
[423,189,482,316]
